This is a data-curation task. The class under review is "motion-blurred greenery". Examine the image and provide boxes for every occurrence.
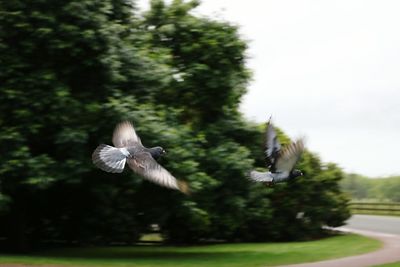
[341,174,400,202]
[375,262,400,267]
[0,0,350,251]
[0,234,380,267]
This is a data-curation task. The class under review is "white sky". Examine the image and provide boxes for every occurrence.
[137,0,400,177]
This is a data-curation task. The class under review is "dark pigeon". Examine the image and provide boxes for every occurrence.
[250,117,305,185]
[92,121,188,194]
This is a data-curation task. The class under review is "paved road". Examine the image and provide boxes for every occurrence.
[279,215,400,267]
[345,214,400,235]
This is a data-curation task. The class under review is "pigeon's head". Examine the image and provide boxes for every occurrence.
[290,169,303,179]
[149,146,166,159]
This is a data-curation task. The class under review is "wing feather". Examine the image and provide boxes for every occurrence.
[127,152,188,194]
[112,121,142,148]
[264,118,281,171]
[274,138,305,173]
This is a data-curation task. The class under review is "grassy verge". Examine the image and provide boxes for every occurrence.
[0,234,381,267]
[375,262,400,267]
[352,211,400,217]
[350,202,400,217]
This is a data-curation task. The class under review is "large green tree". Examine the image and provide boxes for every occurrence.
[0,0,166,250]
[141,0,350,243]
[143,0,249,125]
[0,0,350,251]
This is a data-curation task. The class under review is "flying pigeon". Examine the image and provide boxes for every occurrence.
[92,121,188,194]
[249,117,305,185]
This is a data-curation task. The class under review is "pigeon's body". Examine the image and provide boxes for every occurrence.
[249,118,305,184]
[92,121,188,193]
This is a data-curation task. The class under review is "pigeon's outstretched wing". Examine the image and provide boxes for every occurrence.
[127,152,188,194]
[265,118,281,171]
[92,144,127,173]
[112,121,142,148]
[249,170,274,182]
[274,138,305,173]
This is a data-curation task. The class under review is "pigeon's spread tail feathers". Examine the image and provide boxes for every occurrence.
[92,144,127,173]
[249,170,274,183]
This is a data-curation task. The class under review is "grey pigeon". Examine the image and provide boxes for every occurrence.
[92,121,188,194]
[250,117,305,185]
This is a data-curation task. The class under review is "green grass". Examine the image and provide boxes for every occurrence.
[375,262,400,267]
[138,233,163,243]
[0,234,381,267]
[352,211,400,217]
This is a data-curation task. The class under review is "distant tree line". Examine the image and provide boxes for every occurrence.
[341,174,400,202]
[0,0,350,252]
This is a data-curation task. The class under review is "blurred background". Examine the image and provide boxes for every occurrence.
[0,0,398,255]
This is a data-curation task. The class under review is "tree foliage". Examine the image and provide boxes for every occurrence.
[341,174,400,202]
[143,0,249,125]
[0,0,350,251]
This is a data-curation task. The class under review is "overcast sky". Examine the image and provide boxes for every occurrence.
[137,0,400,177]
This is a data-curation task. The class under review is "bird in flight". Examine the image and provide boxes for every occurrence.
[249,117,305,185]
[92,121,188,194]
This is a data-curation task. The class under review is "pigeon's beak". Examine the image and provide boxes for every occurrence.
[162,149,166,155]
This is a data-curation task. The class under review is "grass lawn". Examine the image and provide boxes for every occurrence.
[375,263,400,267]
[0,234,381,267]
[354,213,400,217]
